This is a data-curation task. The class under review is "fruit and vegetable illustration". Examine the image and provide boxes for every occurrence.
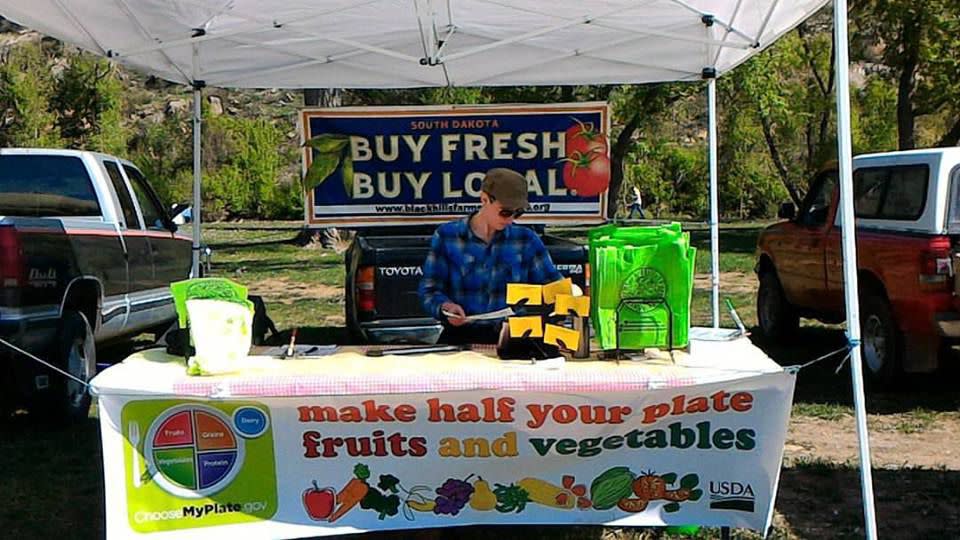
[302,464,701,522]
[559,117,611,197]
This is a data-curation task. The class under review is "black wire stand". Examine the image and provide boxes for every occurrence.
[601,296,674,361]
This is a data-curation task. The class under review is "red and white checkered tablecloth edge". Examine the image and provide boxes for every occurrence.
[171,370,702,398]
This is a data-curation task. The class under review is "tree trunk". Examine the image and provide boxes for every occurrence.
[607,112,643,219]
[303,89,342,108]
[896,17,921,150]
[759,113,803,207]
[936,117,960,147]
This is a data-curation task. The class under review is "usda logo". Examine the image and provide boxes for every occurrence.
[708,481,756,512]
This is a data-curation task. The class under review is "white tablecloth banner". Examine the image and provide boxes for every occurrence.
[98,370,795,539]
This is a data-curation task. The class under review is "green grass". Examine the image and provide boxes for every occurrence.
[894,408,940,434]
[792,403,853,421]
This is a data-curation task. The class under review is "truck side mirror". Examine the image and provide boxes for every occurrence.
[170,203,192,225]
[777,202,796,220]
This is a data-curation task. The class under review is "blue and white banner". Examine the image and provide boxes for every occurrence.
[300,103,610,227]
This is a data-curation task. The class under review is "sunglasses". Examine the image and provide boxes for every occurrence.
[486,193,526,219]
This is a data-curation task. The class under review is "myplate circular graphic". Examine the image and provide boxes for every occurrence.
[143,404,247,499]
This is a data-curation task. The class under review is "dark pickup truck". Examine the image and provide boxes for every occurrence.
[1,149,192,421]
[345,226,588,344]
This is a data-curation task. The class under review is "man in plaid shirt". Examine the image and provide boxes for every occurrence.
[419,168,562,344]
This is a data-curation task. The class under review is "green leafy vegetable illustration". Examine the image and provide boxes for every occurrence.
[306,134,350,154]
[302,133,354,195]
[342,153,354,197]
[493,483,530,513]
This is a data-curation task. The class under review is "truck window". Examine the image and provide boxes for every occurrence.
[798,171,836,226]
[949,167,960,231]
[103,160,142,229]
[854,165,928,220]
[122,165,167,230]
[853,169,885,217]
[0,155,101,217]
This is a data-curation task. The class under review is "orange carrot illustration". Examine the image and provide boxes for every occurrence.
[328,464,370,522]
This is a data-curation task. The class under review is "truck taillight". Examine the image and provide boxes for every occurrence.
[357,266,375,312]
[919,236,952,286]
[0,226,24,287]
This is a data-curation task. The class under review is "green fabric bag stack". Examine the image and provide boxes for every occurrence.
[170,278,255,375]
[589,222,696,350]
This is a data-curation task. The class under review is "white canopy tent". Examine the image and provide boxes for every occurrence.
[0,1,877,536]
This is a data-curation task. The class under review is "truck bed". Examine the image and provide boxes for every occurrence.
[345,229,589,343]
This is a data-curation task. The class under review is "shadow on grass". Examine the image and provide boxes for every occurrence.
[216,258,343,274]
[776,461,960,539]
[751,325,960,414]
[208,236,300,250]
[688,227,763,256]
[0,415,105,540]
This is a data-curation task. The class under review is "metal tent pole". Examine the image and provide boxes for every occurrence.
[191,44,203,278]
[833,0,878,537]
[707,78,720,328]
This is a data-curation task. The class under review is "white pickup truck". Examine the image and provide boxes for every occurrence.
[1,148,192,421]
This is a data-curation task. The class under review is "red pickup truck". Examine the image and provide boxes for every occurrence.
[755,148,960,383]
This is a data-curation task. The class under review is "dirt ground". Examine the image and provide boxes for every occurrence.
[785,415,960,469]
[250,277,343,303]
[693,272,758,294]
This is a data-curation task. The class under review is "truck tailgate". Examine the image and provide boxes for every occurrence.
[355,235,432,319]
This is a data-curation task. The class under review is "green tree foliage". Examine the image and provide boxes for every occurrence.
[202,114,300,220]
[127,113,194,206]
[627,141,707,219]
[852,0,960,148]
[51,52,128,152]
[0,42,61,147]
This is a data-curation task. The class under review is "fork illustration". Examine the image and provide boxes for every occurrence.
[128,422,141,488]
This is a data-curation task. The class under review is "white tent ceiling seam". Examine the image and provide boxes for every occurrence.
[2,1,829,89]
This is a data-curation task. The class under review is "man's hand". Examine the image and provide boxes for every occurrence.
[441,302,467,326]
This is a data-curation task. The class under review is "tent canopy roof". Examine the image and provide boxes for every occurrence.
[2,0,827,89]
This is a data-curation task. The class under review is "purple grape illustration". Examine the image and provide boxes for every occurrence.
[433,477,475,516]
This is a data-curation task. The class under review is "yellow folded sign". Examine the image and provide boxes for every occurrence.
[508,316,543,338]
[506,283,542,306]
[553,294,590,317]
[544,324,580,350]
[542,278,573,304]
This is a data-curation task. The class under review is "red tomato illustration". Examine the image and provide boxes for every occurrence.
[566,119,608,157]
[563,150,611,196]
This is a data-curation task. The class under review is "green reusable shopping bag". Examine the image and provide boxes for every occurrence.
[589,223,695,350]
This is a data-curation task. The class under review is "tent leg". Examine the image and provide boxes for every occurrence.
[833,1,878,538]
[191,84,202,278]
[707,78,720,328]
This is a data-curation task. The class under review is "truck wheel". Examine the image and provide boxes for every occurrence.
[40,311,96,423]
[859,293,901,384]
[757,271,799,341]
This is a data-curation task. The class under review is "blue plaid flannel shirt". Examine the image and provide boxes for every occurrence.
[419,216,562,324]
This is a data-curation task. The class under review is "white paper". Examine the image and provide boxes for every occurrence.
[441,307,514,322]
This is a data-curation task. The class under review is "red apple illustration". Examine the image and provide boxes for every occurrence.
[302,481,336,521]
